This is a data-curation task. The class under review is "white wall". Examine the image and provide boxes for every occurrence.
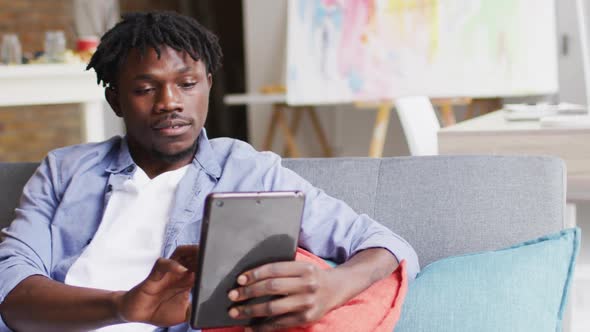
[556,0,590,105]
[102,101,125,139]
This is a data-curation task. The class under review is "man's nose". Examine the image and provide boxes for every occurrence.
[155,84,183,113]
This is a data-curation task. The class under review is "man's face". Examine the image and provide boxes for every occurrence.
[107,45,212,164]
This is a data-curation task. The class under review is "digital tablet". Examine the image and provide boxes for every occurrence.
[190,191,305,329]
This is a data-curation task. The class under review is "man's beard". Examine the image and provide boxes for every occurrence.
[152,138,199,164]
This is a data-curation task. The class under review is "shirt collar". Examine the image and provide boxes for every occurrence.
[193,128,222,179]
[106,138,135,174]
[106,128,222,179]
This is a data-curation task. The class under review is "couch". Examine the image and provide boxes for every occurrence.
[0,155,571,330]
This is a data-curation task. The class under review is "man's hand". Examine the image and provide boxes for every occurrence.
[226,261,342,331]
[115,245,198,327]
[226,248,398,332]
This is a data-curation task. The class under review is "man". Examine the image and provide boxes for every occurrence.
[0,11,419,332]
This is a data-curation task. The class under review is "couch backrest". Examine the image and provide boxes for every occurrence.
[1,156,566,267]
[283,155,566,267]
[0,162,39,231]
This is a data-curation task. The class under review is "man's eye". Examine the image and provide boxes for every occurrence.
[180,82,197,89]
[134,88,154,95]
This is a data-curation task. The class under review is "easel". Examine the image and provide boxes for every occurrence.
[465,98,503,119]
[353,101,394,158]
[224,88,333,158]
[262,103,332,158]
[357,97,485,158]
[431,97,472,127]
[431,97,503,126]
[225,88,503,159]
[368,103,393,158]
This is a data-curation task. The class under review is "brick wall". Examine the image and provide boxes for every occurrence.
[0,0,182,54]
[0,105,82,162]
[0,0,180,162]
[0,0,76,54]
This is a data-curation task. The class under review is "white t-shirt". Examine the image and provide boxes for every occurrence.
[65,165,189,332]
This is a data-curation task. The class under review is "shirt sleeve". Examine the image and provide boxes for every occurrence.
[0,156,58,306]
[260,153,420,281]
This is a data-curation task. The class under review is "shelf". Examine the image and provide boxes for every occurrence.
[0,63,103,107]
[0,63,106,142]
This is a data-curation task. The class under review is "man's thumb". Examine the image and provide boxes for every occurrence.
[149,258,188,282]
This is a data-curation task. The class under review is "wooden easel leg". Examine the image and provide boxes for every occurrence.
[439,103,456,127]
[368,103,391,158]
[306,107,333,157]
[291,107,304,133]
[263,105,281,151]
[276,108,301,158]
[465,102,476,120]
[483,98,503,114]
[283,107,303,156]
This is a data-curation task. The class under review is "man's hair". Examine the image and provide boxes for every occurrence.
[87,11,223,87]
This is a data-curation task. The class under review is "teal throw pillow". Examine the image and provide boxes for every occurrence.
[395,228,580,332]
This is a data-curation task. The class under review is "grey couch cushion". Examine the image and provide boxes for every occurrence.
[283,155,566,267]
[0,156,566,268]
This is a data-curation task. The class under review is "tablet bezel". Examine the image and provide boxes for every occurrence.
[189,191,305,329]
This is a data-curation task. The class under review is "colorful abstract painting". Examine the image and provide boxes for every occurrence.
[286,0,558,105]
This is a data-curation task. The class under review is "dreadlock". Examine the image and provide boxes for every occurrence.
[87,11,223,87]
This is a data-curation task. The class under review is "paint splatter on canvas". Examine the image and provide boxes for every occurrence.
[286,0,558,105]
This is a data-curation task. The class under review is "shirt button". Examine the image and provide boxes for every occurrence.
[106,184,113,192]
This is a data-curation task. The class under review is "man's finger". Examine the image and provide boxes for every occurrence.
[148,257,189,282]
[170,245,198,260]
[229,277,313,302]
[176,271,196,289]
[238,261,318,286]
[228,294,314,319]
[170,245,199,272]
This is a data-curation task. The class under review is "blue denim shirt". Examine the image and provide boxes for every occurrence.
[0,130,419,331]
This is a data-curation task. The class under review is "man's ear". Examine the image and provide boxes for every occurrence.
[105,87,122,118]
[207,73,212,89]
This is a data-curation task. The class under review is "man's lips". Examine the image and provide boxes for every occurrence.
[152,118,192,130]
[151,116,193,137]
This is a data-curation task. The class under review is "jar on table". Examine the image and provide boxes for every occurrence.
[1,34,23,64]
[44,30,66,63]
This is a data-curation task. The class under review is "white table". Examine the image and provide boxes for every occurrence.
[438,110,590,202]
[0,64,107,142]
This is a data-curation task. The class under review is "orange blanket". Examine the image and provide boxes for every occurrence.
[206,248,408,332]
